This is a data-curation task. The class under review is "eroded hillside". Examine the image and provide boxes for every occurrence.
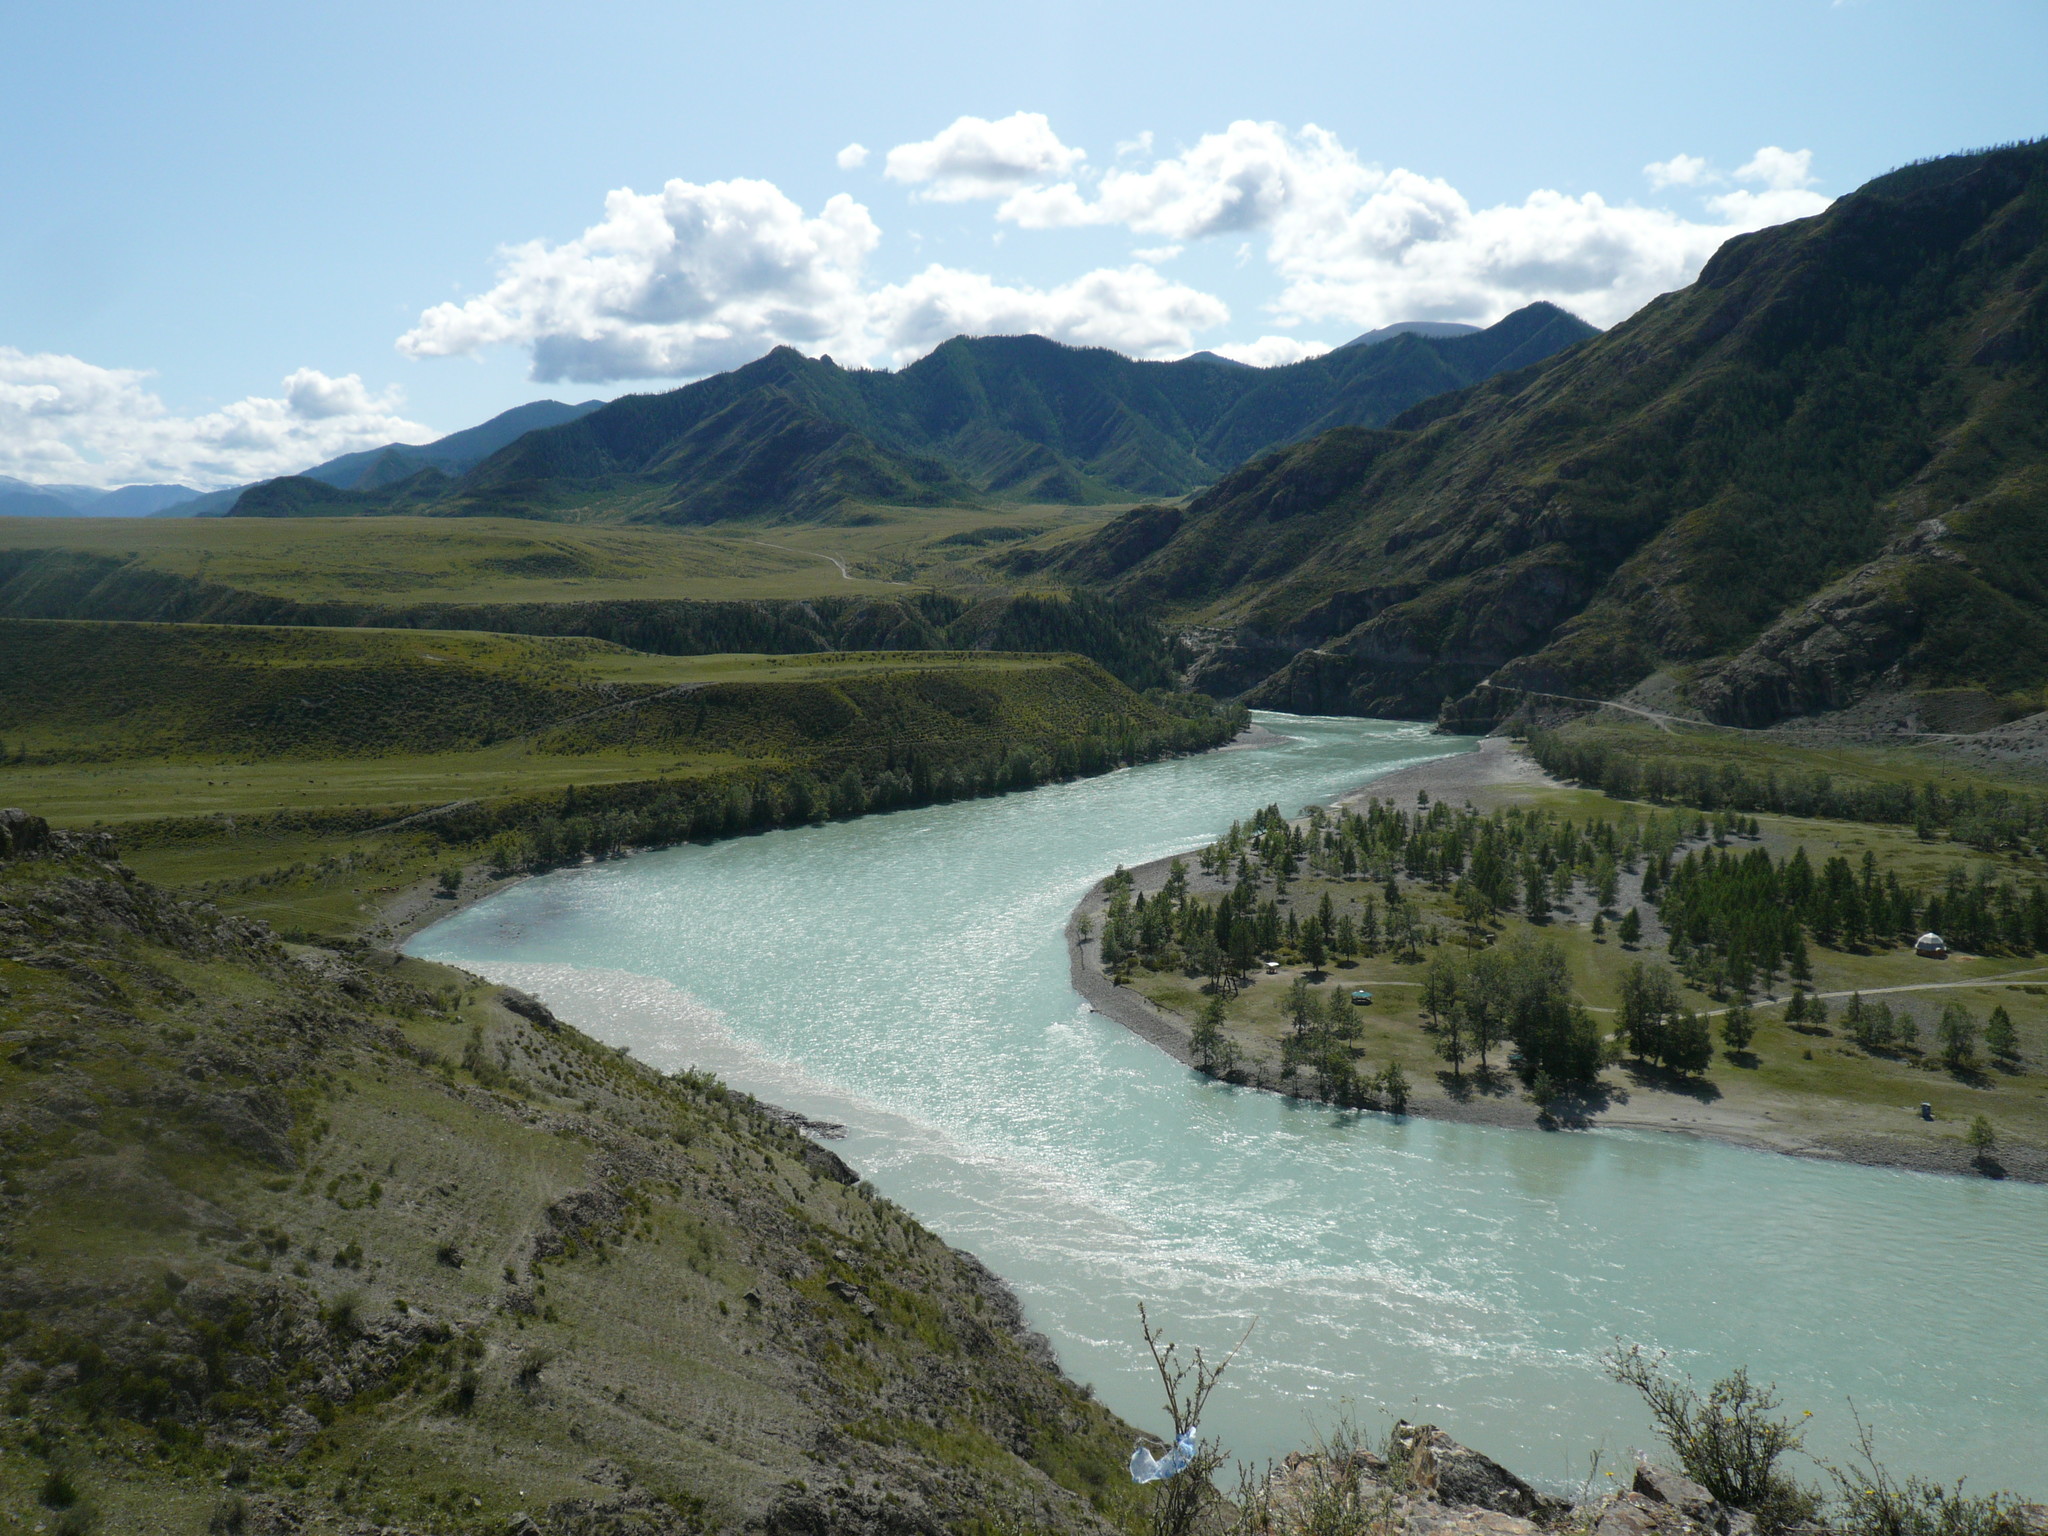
[0,811,1139,1534]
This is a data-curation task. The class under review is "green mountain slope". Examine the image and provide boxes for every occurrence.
[225,309,1596,526]
[0,813,1138,1534]
[166,401,605,519]
[1057,141,2048,728]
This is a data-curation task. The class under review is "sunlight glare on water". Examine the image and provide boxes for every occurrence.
[409,714,2048,1494]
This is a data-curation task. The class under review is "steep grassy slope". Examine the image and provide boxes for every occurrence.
[0,815,1139,1535]
[1057,141,2048,727]
[0,619,1241,940]
[222,308,1595,525]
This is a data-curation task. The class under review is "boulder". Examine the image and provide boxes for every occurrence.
[1392,1423,1562,1521]
[1588,1465,1757,1536]
[0,809,50,862]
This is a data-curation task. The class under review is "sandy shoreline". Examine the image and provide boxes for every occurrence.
[1065,733,2046,1185]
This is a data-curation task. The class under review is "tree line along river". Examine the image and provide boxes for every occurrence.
[408,713,2048,1495]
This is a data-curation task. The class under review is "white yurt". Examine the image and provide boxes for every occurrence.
[1914,932,1948,957]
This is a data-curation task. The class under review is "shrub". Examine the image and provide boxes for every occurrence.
[40,1469,77,1508]
[1605,1345,1818,1531]
[1825,1420,2029,1536]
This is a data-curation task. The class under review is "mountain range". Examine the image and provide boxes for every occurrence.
[222,303,1596,522]
[0,477,207,519]
[1048,140,2048,732]
[164,396,606,516]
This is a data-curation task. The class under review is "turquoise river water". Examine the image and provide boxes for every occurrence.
[408,714,2048,1495]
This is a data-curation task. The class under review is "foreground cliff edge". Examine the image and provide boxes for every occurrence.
[0,809,1140,1534]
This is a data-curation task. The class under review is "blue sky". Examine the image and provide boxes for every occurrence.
[2,0,2042,487]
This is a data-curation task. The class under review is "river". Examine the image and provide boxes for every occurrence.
[407,713,2048,1495]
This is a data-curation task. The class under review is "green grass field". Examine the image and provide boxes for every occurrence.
[0,504,1123,609]
[0,617,1228,940]
[1124,778,2048,1167]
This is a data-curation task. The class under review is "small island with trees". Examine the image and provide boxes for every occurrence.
[1070,732,2047,1181]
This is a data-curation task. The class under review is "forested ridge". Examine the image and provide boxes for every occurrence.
[1057,140,2048,730]
[221,306,1594,525]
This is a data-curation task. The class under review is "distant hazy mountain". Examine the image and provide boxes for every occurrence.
[288,397,608,496]
[0,479,86,518]
[0,476,204,518]
[237,305,1594,525]
[153,398,604,518]
[1338,320,1482,349]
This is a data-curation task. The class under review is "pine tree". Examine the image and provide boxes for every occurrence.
[1618,907,1643,947]
[1938,1003,1978,1070]
[1379,1059,1410,1114]
[1721,1001,1755,1053]
[1986,1005,2018,1063]
[1191,993,1229,1072]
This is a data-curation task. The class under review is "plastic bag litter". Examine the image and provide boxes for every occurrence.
[1129,1425,1198,1483]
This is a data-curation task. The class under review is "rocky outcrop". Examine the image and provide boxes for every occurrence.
[0,808,51,861]
[1262,1427,1763,1536]
[1687,560,1923,727]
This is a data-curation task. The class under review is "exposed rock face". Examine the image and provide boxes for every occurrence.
[1685,562,1923,727]
[1263,1429,1761,1536]
[0,808,50,861]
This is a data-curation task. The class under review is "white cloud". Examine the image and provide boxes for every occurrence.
[836,142,870,170]
[1205,336,1331,367]
[1736,145,1816,190]
[1000,121,1351,239]
[399,173,1232,379]
[0,350,427,489]
[1644,153,1712,189]
[398,178,883,382]
[396,124,1836,387]
[867,264,1228,365]
[883,112,1085,202]
[973,119,1831,328]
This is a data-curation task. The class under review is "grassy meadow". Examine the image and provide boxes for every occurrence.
[1117,755,2048,1170]
[0,617,1236,941]
[0,504,1125,610]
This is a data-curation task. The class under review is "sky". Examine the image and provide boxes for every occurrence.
[1,0,2042,490]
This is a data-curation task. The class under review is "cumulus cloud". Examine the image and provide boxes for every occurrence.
[1204,335,1332,367]
[975,119,1831,328]
[1644,153,1712,188]
[396,122,1835,386]
[836,142,870,170]
[1736,145,1815,190]
[398,178,883,382]
[1003,120,1334,239]
[883,112,1084,202]
[867,264,1227,365]
[399,173,1231,379]
[0,350,427,489]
